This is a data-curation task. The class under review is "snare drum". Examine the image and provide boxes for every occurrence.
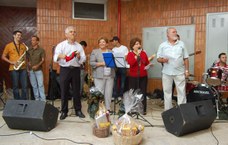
[206,67,223,86]
[187,84,218,104]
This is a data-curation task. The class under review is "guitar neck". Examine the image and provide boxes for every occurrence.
[189,50,201,57]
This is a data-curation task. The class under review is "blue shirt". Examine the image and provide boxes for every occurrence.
[157,40,189,75]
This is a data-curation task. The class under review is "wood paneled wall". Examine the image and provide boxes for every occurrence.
[0,6,36,88]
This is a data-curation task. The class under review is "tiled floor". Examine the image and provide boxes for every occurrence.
[0,98,228,145]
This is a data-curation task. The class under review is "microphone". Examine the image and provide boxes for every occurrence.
[136,48,142,64]
[138,48,142,53]
[137,55,141,63]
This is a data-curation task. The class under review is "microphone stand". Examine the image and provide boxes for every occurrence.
[130,53,153,127]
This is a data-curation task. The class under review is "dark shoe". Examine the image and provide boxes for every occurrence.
[76,110,85,118]
[60,113,67,120]
[143,112,147,115]
[127,112,137,117]
[108,110,114,115]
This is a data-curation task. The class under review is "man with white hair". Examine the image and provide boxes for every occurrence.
[54,26,86,120]
[157,27,189,110]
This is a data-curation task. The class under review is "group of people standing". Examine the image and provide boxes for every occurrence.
[89,27,190,116]
[2,31,46,101]
[2,26,191,120]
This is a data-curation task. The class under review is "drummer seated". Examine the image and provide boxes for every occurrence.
[212,53,228,103]
[211,52,228,83]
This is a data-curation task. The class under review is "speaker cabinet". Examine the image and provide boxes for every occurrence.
[162,100,216,136]
[2,100,59,131]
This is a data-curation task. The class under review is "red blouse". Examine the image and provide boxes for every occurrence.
[127,51,149,77]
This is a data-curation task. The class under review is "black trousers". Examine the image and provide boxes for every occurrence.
[128,76,148,112]
[60,67,81,113]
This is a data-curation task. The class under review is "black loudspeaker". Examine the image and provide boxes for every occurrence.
[162,100,216,136]
[2,100,59,131]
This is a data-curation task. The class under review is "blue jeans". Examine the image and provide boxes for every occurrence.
[29,70,46,101]
[10,69,27,100]
[113,68,127,98]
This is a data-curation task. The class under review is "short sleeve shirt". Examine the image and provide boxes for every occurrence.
[157,40,189,75]
[112,45,129,56]
[27,46,45,70]
[3,42,27,71]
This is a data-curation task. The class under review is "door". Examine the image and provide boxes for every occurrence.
[206,13,228,72]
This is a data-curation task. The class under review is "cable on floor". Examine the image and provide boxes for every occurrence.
[59,119,91,123]
[210,126,219,145]
[0,131,93,145]
[0,131,30,136]
[147,99,164,121]
[0,123,6,129]
[31,131,93,145]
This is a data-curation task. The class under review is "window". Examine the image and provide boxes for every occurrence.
[72,0,107,21]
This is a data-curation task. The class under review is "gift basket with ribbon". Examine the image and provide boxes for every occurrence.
[112,89,144,145]
[87,87,110,138]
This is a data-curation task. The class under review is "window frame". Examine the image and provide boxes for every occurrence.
[72,0,107,21]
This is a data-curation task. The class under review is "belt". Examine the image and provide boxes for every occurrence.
[69,66,79,69]
[60,66,79,69]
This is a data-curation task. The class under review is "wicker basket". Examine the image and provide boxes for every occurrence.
[112,129,143,145]
[93,124,110,138]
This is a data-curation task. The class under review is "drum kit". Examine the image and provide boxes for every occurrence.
[186,67,228,119]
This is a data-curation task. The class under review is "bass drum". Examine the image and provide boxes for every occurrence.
[187,84,218,104]
[186,80,199,94]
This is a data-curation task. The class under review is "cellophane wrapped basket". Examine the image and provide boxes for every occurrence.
[112,127,143,145]
[112,89,144,145]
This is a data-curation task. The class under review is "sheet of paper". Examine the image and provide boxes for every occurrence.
[144,62,154,70]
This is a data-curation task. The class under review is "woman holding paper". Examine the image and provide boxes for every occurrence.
[90,37,115,113]
[126,37,149,115]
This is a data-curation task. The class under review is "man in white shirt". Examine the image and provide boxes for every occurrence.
[111,36,129,99]
[157,27,190,110]
[54,26,86,120]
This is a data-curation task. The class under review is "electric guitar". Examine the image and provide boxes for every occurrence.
[189,50,201,57]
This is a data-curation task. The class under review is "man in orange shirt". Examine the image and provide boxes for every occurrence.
[1,30,27,100]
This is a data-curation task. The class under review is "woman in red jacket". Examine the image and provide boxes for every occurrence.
[126,37,149,115]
